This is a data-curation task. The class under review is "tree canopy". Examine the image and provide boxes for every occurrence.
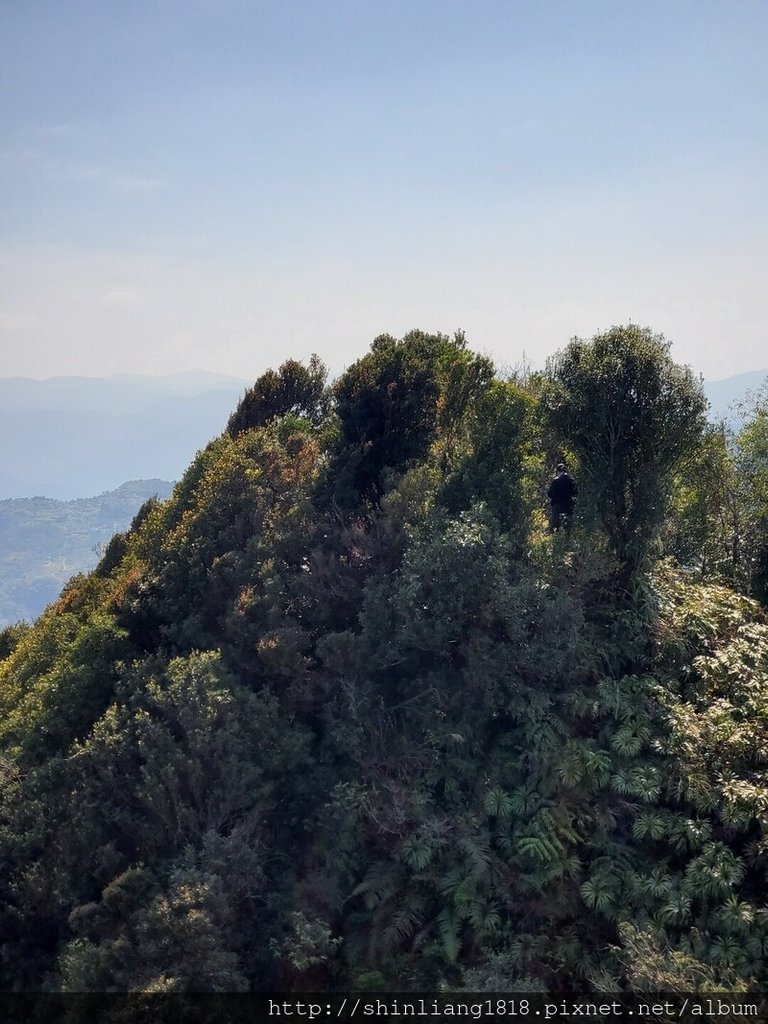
[545,325,707,569]
[226,355,329,437]
[1,326,767,994]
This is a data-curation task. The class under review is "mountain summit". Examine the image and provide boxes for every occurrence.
[1,328,767,992]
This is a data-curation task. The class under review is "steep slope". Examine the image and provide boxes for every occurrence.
[0,332,766,993]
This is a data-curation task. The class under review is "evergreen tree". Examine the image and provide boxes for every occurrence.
[545,325,707,572]
[1,328,766,993]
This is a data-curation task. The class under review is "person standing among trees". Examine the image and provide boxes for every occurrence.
[548,462,578,532]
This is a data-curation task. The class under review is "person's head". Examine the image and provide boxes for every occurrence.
[556,462,566,475]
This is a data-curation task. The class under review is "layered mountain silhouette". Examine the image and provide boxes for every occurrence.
[0,371,248,500]
[702,368,767,423]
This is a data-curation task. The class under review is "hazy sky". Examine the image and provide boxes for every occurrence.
[1,0,766,382]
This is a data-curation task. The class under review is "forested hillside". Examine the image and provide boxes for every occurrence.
[0,480,173,627]
[1,326,767,993]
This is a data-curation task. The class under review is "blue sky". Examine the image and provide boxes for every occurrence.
[1,0,766,380]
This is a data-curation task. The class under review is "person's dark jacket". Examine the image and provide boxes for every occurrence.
[548,472,578,513]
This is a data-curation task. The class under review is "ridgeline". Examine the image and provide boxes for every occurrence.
[1,326,767,992]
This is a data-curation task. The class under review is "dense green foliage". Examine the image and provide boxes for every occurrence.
[544,326,707,570]
[226,356,328,438]
[1,327,767,993]
[663,383,768,604]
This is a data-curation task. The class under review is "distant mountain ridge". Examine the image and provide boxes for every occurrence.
[0,369,249,416]
[0,371,249,500]
[702,368,768,423]
[0,478,173,627]
[106,369,248,390]
[0,367,765,501]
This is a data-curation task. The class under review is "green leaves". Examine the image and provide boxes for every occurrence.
[436,907,461,962]
[546,325,707,569]
[2,331,768,993]
[610,720,651,756]
[610,765,661,802]
[400,837,434,871]
[580,876,616,912]
[483,788,514,818]
[518,836,564,864]
[226,355,329,437]
[631,813,667,841]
